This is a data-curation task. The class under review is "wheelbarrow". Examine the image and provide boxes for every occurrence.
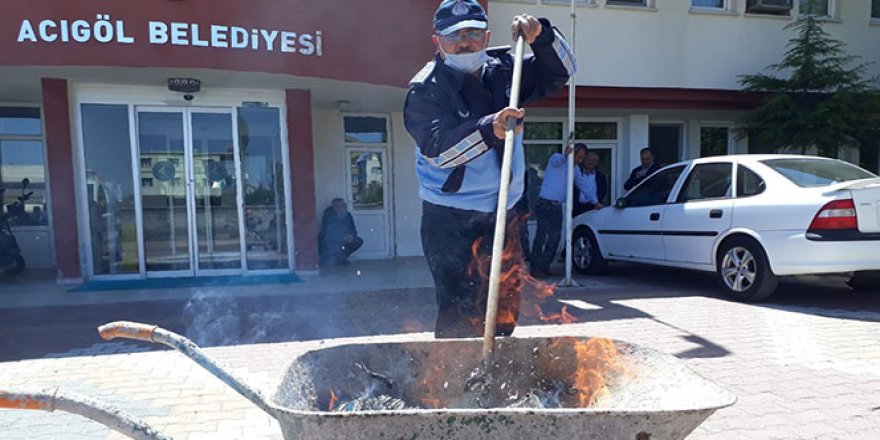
[14,320,729,440]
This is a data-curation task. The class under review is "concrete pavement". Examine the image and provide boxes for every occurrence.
[1,261,879,439]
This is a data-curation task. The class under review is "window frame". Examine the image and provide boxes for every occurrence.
[0,103,50,231]
[624,165,687,208]
[676,162,734,203]
[690,0,734,13]
[699,123,735,158]
[798,0,837,19]
[542,0,597,6]
[606,0,656,11]
[735,164,767,198]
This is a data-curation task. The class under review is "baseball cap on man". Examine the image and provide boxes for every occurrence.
[434,0,488,36]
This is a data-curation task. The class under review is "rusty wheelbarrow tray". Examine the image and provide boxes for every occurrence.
[91,321,735,440]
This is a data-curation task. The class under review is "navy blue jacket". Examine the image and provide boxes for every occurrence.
[624,162,662,191]
[404,19,575,212]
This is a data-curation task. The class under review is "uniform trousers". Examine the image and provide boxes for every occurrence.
[421,201,522,339]
[530,198,563,273]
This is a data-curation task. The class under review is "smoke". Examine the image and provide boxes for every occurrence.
[181,291,292,346]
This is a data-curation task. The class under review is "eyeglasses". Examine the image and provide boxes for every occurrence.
[439,29,486,43]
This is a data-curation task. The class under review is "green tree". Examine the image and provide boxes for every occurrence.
[737,14,879,158]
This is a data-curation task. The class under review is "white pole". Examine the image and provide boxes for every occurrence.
[483,34,526,363]
[560,0,578,287]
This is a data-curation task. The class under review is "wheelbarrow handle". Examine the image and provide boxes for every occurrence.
[98,321,158,343]
[97,321,278,417]
[0,387,174,440]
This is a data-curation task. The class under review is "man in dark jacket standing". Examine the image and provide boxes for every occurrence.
[404,0,575,338]
[624,147,661,191]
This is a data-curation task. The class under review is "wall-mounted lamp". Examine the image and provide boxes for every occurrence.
[335,100,351,111]
[168,77,201,101]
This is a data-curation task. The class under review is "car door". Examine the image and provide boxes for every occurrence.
[662,162,734,265]
[599,165,686,261]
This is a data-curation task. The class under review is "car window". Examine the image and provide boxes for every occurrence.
[737,165,765,197]
[626,165,685,207]
[677,163,732,203]
[761,158,877,188]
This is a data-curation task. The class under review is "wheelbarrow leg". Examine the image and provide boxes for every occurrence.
[0,387,174,440]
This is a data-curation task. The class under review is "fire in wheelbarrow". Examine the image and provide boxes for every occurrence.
[90,322,733,440]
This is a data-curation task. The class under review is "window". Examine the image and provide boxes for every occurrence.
[746,0,793,15]
[737,165,766,197]
[524,122,564,213]
[625,165,685,207]
[0,107,48,226]
[649,124,682,168]
[700,126,730,158]
[607,0,649,7]
[543,0,593,5]
[344,116,387,143]
[873,0,880,19]
[800,0,830,16]
[81,104,139,275]
[344,116,388,211]
[575,122,616,140]
[693,0,725,8]
[761,158,876,187]
[677,163,732,203]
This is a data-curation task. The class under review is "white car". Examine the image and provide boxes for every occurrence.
[571,154,880,301]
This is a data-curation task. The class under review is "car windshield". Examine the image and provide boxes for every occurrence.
[761,158,877,188]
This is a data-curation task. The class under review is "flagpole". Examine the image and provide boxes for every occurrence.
[560,0,578,287]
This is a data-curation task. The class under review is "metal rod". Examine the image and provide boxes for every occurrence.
[98,321,277,417]
[561,0,578,287]
[483,34,526,363]
[0,387,174,440]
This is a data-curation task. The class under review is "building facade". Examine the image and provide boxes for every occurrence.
[1,0,878,282]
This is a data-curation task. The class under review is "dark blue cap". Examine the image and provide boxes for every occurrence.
[434,0,488,36]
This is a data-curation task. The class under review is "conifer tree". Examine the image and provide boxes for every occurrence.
[738,12,879,158]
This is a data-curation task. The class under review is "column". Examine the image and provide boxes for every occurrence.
[41,78,81,282]
[286,89,319,271]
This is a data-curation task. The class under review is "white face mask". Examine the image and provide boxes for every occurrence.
[440,46,490,74]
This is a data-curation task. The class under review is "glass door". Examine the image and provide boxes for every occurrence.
[189,110,243,272]
[135,107,243,276]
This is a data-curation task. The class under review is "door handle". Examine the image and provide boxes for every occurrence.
[709,209,723,219]
[650,213,660,221]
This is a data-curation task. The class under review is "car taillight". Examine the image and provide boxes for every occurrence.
[808,199,857,230]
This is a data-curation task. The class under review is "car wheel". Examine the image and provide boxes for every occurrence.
[716,238,778,301]
[572,228,607,275]
[846,271,880,292]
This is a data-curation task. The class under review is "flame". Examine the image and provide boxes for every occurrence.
[543,337,627,408]
[467,214,576,328]
[535,305,577,324]
[328,388,338,411]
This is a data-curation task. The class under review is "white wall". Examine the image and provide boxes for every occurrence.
[311,110,423,258]
[391,112,424,257]
[311,110,347,219]
[488,0,880,90]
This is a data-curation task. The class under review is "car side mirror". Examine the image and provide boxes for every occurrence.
[614,197,627,209]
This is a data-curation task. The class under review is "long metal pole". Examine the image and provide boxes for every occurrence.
[561,0,578,287]
[482,34,526,363]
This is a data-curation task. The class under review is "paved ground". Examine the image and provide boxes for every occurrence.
[1,260,879,439]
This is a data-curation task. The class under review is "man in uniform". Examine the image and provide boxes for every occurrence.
[404,0,576,338]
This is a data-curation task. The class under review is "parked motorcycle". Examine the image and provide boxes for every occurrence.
[0,178,31,275]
